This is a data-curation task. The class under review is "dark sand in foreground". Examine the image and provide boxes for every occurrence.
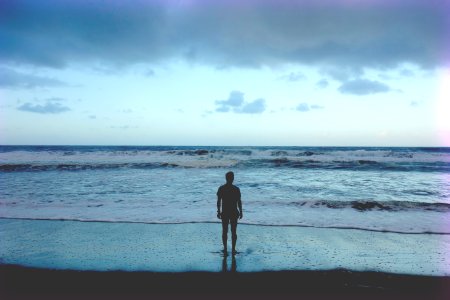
[1,264,449,299]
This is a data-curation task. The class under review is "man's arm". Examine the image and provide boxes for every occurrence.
[217,194,222,219]
[238,189,243,219]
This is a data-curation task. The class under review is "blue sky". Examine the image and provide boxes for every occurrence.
[1,0,449,146]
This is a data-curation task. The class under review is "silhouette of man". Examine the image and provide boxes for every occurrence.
[217,171,243,255]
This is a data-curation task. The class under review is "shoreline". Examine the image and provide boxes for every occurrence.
[1,264,449,299]
[2,218,449,276]
[1,216,449,235]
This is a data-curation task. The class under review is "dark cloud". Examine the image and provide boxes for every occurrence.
[215,91,266,114]
[338,79,391,95]
[296,102,324,112]
[1,0,448,70]
[0,67,65,88]
[17,101,71,114]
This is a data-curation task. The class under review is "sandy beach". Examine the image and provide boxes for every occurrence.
[1,218,449,299]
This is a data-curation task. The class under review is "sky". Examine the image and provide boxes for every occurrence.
[1,0,449,146]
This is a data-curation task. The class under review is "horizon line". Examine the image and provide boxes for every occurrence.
[0,144,449,148]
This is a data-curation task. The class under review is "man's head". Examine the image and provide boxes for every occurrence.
[225,171,234,184]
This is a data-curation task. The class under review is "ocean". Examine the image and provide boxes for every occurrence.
[1,146,449,234]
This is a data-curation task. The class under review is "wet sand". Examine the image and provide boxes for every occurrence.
[1,218,449,299]
[1,218,448,275]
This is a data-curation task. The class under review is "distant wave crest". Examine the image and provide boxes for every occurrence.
[1,159,449,172]
[0,162,182,172]
[1,146,449,172]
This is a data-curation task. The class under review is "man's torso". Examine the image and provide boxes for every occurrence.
[217,184,240,217]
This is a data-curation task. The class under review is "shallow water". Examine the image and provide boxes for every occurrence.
[1,219,449,275]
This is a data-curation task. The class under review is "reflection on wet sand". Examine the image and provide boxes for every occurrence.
[222,254,237,273]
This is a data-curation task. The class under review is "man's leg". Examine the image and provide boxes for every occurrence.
[230,218,238,254]
[221,217,229,253]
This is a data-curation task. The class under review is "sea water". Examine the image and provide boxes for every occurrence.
[0,146,449,233]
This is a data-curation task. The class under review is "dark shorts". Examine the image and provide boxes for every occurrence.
[221,210,239,220]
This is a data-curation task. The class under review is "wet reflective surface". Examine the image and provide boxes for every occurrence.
[1,219,449,276]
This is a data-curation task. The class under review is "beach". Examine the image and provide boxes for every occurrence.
[1,218,449,299]
[2,0,449,296]
[1,146,449,298]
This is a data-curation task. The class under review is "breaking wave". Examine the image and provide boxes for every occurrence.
[284,199,450,213]
[1,159,449,172]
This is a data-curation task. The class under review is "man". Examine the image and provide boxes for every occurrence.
[217,171,243,255]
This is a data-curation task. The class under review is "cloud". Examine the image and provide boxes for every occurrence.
[296,103,324,112]
[316,79,329,88]
[1,0,448,70]
[239,98,266,114]
[215,91,266,114]
[399,69,415,77]
[0,67,65,89]
[17,101,71,114]
[279,72,306,82]
[338,79,391,95]
[296,103,310,112]
[320,66,364,82]
[215,105,230,113]
[89,115,96,119]
[215,91,244,110]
